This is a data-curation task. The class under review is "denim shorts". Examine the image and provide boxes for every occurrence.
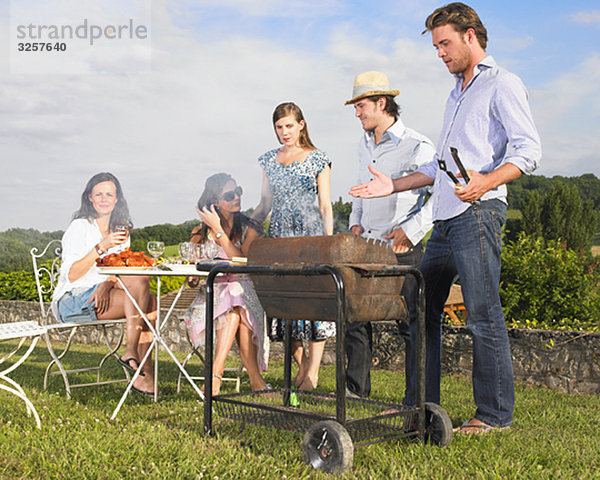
[58,285,99,323]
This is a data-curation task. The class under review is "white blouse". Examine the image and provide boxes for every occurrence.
[51,218,130,319]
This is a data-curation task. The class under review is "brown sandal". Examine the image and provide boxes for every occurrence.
[454,418,510,434]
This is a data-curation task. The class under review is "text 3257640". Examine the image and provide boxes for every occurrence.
[17,43,67,52]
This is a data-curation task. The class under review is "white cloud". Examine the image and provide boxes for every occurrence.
[503,35,534,51]
[176,0,343,18]
[0,3,453,232]
[571,11,600,27]
[530,54,600,175]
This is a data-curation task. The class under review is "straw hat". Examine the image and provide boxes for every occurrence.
[344,71,400,105]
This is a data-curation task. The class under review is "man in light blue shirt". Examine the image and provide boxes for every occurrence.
[350,3,541,432]
[345,71,435,398]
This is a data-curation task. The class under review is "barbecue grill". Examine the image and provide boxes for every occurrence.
[198,234,453,475]
[247,234,407,322]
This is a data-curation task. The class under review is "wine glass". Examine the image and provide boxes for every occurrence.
[147,241,165,267]
[193,243,203,263]
[201,242,221,260]
[178,242,195,264]
[114,225,130,243]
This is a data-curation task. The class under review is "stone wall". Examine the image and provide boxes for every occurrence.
[368,322,600,395]
[0,300,191,353]
[2,300,599,394]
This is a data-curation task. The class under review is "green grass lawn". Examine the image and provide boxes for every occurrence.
[1,341,599,479]
[163,244,179,257]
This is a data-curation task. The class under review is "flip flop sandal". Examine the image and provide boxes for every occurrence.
[131,385,157,397]
[455,418,510,434]
[117,357,145,376]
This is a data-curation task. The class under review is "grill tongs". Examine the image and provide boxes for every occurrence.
[438,147,470,186]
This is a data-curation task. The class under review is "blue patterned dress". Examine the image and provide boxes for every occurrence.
[258,148,336,341]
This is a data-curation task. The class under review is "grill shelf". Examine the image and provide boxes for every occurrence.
[213,389,418,445]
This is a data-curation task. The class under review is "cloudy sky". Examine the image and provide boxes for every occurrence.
[1,0,599,232]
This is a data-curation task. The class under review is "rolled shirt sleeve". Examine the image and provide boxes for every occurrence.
[493,73,542,175]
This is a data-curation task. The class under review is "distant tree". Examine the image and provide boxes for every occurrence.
[0,228,63,273]
[508,173,600,229]
[332,197,352,233]
[130,220,200,252]
[521,183,597,252]
[520,190,543,239]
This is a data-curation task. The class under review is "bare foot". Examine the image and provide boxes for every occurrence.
[201,374,222,396]
[293,364,308,387]
[133,374,159,395]
[292,373,304,387]
[298,375,318,391]
[212,374,222,396]
[454,417,510,434]
[249,377,268,392]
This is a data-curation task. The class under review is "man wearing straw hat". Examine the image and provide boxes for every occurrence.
[344,71,436,399]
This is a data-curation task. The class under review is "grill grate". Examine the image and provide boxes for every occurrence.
[212,390,419,443]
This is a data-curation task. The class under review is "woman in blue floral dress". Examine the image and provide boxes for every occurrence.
[253,102,334,391]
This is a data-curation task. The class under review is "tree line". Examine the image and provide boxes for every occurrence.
[508,173,600,220]
[0,201,353,273]
[505,176,599,252]
[2,173,600,273]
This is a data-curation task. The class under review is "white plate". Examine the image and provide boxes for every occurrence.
[160,264,201,274]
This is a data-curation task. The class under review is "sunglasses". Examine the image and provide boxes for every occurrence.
[220,186,243,202]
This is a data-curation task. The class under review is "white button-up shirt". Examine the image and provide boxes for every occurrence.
[51,218,130,319]
[349,118,436,245]
[418,56,542,221]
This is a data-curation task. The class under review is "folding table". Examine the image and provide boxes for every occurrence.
[97,264,207,419]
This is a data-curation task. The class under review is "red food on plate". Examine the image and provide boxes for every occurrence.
[96,248,154,267]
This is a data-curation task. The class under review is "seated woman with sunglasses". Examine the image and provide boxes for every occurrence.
[183,173,270,395]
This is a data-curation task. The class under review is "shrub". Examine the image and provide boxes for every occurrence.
[0,270,47,302]
[500,232,600,331]
[0,268,184,302]
[149,275,185,296]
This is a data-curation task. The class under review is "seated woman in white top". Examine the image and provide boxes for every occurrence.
[51,172,158,396]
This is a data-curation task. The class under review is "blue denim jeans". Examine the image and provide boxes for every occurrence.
[403,199,514,427]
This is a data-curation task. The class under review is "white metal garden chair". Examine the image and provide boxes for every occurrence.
[0,320,47,428]
[31,240,130,398]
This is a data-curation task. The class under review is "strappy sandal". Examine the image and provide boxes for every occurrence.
[454,418,510,434]
[117,357,145,376]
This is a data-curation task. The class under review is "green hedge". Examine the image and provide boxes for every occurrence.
[149,275,185,296]
[0,270,47,302]
[0,268,184,303]
[500,233,600,331]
